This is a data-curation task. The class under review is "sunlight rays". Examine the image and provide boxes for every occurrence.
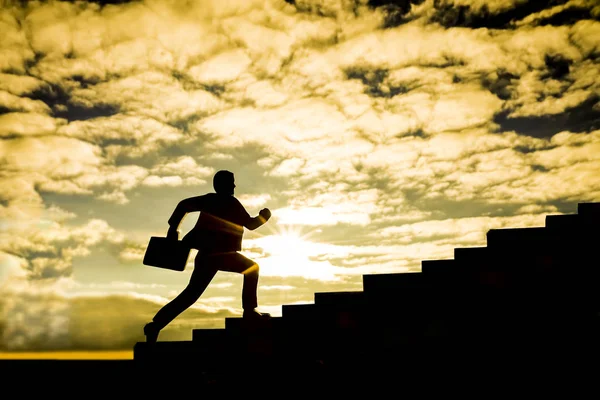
[242,224,346,281]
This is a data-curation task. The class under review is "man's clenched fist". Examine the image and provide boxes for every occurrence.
[259,208,271,220]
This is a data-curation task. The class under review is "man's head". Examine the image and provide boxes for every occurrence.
[213,170,235,195]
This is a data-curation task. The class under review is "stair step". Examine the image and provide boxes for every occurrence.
[452,247,517,285]
[578,202,600,220]
[545,214,580,230]
[314,291,365,306]
[486,227,558,248]
[192,328,227,343]
[363,272,428,293]
[421,259,471,286]
[362,273,434,305]
[281,304,365,335]
[453,247,489,263]
[220,317,290,357]
[224,316,283,332]
[279,304,361,353]
[421,259,457,274]
[191,328,244,357]
[282,304,319,320]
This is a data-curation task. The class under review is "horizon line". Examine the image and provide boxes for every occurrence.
[0,351,133,360]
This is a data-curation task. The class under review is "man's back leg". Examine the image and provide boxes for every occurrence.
[145,259,217,344]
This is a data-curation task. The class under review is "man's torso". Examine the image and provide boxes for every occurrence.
[182,193,249,253]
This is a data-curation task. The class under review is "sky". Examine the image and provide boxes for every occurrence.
[0,0,599,355]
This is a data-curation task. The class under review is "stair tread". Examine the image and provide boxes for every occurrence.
[224,316,283,330]
[453,247,489,261]
[282,303,318,318]
[487,226,558,238]
[314,291,365,306]
[421,259,465,281]
[421,259,456,271]
[363,272,425,282]
[192,328,228,342]
[578,202,600,215]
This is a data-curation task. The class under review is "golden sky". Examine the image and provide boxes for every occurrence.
[0,0,599,355]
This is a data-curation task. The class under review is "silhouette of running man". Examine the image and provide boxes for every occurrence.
[144,170,272,344]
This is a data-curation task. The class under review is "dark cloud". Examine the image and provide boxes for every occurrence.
[482,70,520,101]
[284,0,425,26]
[543,54,572,80]
[171,71,226,96]
[494,95,600,138]
[430,0,572,29]
[368,0,426,28]
[344,67,409,98]
[528,4,600,27]
[59,0,140,6]
[27,80,120,122]
[283,0,358,17]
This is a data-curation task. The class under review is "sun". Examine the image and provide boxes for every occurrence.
[258,226,315,257]
[243,225,341,281]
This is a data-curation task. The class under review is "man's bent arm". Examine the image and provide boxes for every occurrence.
[168,196,206,230]
[245,215,268,231]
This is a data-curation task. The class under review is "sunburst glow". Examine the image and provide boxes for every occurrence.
[244,225,343,281]
[259,227,315,257]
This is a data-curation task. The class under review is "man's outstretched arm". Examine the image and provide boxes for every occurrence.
[245,208,271,230]
[167,196,206,238]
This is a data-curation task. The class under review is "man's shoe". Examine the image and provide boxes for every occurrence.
[243,310,271,320]
[144,322,160,345]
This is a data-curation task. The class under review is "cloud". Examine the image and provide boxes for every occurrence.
[0,73,46,96]
[70,71,227,123]
[141,155,214,188]
[58,114,189,158]
[0,176,45,225]
[0,251,28,283]
[380,212,549,242]
[1,136,203,202]
[237,193,272,208]
[0,90,51,114]
[140,161,212,187]
[390,83,503,134]
[513,0,600,27]
[189,49,253,84]
[0,7,36,73]
[354,128,600,205]
[0,112,65,137]
[275,187,379,226]
[0,135,102,179]
[436,0,527,15]
[0,218,121,277]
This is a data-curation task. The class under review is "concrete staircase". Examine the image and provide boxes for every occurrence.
[133,202,600,383]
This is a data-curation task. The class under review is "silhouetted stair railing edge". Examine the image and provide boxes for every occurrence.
[133,202,600,367]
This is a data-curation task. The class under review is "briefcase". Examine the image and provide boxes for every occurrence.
[143,236,191,271]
